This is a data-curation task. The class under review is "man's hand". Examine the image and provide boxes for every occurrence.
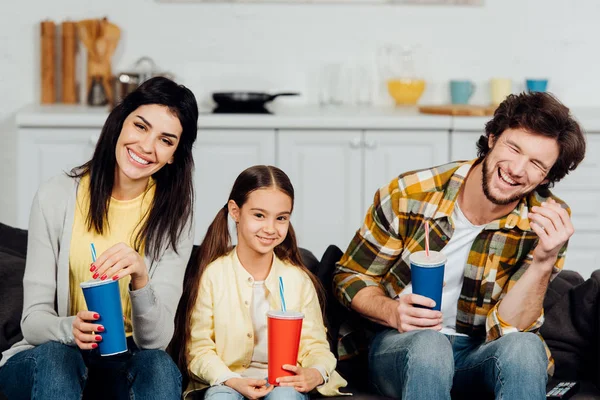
[224,377,273,400]
[390,293,443,333]
[277,365,324,392]
[529,198,574,267]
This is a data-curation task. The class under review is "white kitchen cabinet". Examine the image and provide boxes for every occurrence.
[11,104,597,279]
[451,130,600,278]
[194,129,275,243]
[16,128,99,228]
[277,129,450,259]
[277,130,363,259]
[363,130,450,213]
[450,131,481,161]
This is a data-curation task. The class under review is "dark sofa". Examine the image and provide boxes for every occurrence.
[311,245,600,400]
[1,223,600,399]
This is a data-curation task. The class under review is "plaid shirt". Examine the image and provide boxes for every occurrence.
[333,160,569,374]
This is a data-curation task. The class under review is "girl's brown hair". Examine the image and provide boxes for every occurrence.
[169,165,325,388]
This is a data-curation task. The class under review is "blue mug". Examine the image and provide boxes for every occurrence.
[80,279,127,356]
[526,79,548,93]
[450,80,475,105]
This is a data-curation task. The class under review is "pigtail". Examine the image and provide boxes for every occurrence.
[169,205,232,389]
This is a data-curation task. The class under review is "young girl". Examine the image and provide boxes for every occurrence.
[171,165,347,400]
[0,77,198,399]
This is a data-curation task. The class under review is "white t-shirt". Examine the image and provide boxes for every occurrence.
[400,201,485,335]
[244,281,270,379]
[215,280,328,385]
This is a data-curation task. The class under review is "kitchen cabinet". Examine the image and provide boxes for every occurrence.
[16,128,99,228]
[451,130,600,278]
[10,104,598,278]
[278,129,449,259]
[277,130,363,259]
[193,129,275,242]
[363,130,450,215]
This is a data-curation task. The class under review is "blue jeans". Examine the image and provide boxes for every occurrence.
[0,339,181,400]
[204,384,309,400]
[369,329,548,400]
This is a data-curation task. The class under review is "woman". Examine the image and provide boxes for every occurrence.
[0,77,198,400]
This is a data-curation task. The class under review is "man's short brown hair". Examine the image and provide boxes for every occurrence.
[476,92,586,189]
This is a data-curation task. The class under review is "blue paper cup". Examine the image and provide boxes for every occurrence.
[80,279,127,356]
[409,250,446,311]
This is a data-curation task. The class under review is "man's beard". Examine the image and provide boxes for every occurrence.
[481,157,534,205]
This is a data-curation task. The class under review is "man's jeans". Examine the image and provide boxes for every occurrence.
[369,329,548,400]
[0,339,181,400]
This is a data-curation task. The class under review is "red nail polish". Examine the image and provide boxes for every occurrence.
[95,335,102,341]
[100,274,107,280]
[92,272,99,279]
[90,265,96,272]
[112,275,119,281]
[97,326,104,332]
[91,343,98,349]
[93,313,99,319]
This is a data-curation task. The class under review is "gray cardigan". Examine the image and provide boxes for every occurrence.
[0,174,194,367]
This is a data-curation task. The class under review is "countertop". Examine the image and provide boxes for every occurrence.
[16,104,451,130]
[15,104,600,132]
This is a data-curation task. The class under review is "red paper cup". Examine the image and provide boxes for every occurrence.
[267,310,304,385]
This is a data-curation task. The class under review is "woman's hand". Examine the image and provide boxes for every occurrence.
[72,310,104,350]
[224,377,274,400]
[90,242,149,289]
[277,365,324,392]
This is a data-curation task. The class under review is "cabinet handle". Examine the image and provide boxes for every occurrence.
[89,135,98,146]
[349,137,362,149]
[365,139,377,149]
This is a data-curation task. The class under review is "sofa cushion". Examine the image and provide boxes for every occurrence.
[0,223,28,354]
[0,222,27,259]
[0,250,25,353]
[541,270,600,383]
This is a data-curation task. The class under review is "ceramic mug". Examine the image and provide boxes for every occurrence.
[526,79,548,93]
[490,78,512,105]
[450,80,475,105]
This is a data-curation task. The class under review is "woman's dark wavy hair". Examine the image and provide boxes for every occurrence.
[477,91,586,190]
[69,76,199,259]
[169,165,326,388]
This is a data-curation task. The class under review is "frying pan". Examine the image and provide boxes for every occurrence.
[212,91,299,109]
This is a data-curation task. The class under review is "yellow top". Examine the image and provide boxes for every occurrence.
[184,249,348,398]
[68,174,155,336]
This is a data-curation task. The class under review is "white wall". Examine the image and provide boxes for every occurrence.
[2,0,600,119]
[1,0,599,225]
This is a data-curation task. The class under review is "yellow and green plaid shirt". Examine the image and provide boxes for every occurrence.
[334,159,569,374]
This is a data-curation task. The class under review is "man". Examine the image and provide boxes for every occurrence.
[333,92,586,399]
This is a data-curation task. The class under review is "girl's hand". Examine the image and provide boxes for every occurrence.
[90,242,149,289]
[277,365,324,392]
[224,377,274,400]
[72,310,104,350]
